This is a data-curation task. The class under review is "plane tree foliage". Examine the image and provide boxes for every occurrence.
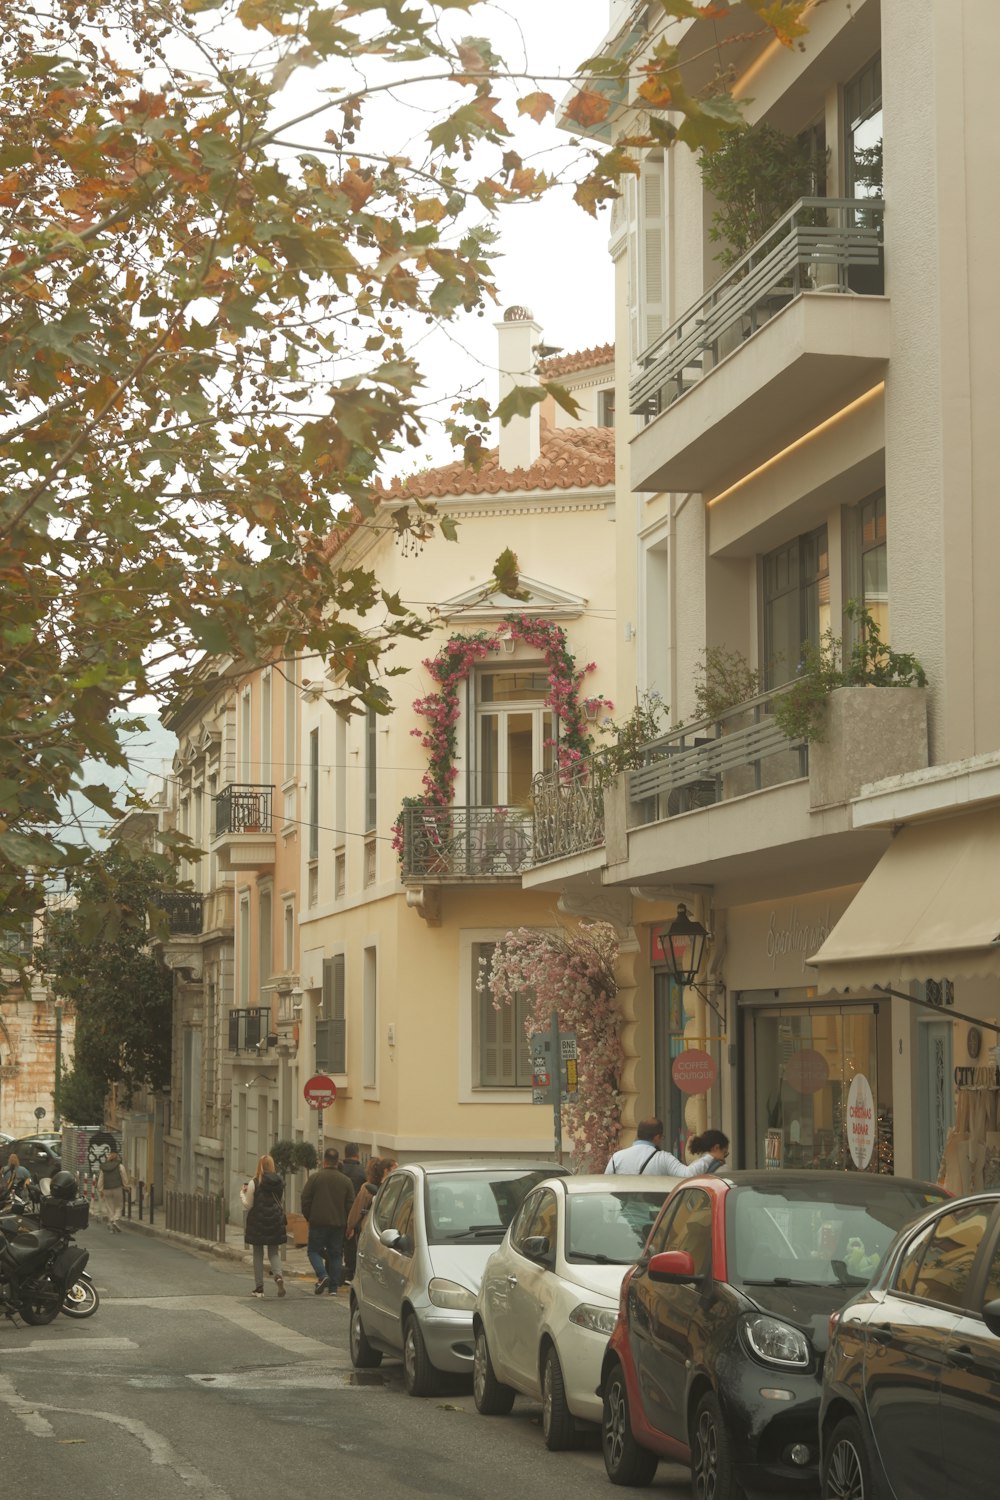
[0,0,810,956]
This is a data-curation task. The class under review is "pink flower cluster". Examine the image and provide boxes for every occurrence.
[481,921,624,1170]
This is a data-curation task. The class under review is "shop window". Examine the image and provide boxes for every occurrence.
[762,526,830,689]
[744,997,893,1172]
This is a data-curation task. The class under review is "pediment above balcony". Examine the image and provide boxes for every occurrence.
[631,293,891,497]
[439,576,587,623]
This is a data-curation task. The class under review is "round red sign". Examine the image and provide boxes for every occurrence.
[784,1048,830,1095]
[671,1049,718,1095]
[303,1074,337,1110]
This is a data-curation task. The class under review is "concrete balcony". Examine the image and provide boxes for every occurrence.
[629,198,890,496]
[212,783,275,873]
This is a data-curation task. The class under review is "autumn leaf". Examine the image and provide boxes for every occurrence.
[563,87,610,130]
[516,91,555,123]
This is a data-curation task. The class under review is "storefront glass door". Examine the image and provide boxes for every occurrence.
[745,999,893,1173]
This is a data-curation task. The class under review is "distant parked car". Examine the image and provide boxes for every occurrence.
[599,1171,948,1497]
[473,1175,671,1449]
[821,1189,1000,1500]
[350,1159,569,1396]
[4,1138,62,1180]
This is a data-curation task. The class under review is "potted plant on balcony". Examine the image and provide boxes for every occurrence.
[700,123,822,271]
[773,602,929,807]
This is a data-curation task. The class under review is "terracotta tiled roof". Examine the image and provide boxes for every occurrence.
[538,342,614,378]
[377,423,615,501]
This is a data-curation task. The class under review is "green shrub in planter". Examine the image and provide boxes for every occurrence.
[271,1140,318,1177]
[700,124,821,269]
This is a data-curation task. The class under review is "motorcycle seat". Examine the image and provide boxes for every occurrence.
[2,1228,61,1266]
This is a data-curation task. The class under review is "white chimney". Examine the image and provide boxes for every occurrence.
[496,304,542,472]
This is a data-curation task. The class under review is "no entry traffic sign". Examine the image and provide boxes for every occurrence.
[303,1074,337,1110]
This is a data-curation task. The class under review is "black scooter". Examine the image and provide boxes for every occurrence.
[0,1176,90,1326]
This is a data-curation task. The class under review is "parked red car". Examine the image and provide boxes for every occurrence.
[599,1171,948,1497]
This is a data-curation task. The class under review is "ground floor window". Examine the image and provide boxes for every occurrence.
[742,993,893,1173]
[474,940,531,1088]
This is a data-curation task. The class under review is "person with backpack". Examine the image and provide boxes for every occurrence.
[98,1148,130,1232]
[605,1119,729,1176]
[240,1154,287,1299]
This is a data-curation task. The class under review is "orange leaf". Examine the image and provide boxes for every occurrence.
[340,170,373,212]
[563,88,610,130]
[413,198,446,224]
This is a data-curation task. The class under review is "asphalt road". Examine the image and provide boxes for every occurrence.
[0,1224,695,1499]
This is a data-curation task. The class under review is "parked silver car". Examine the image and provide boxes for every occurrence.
[349,1159,568,1396]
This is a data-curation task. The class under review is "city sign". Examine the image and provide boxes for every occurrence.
[303,1074,337,1111]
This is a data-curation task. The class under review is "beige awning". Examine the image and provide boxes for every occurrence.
[808,807,1000,991]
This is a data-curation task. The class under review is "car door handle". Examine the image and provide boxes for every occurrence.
[868,1326,893,1346]
[947,1346,975,1369]
[506,1275,518,1288]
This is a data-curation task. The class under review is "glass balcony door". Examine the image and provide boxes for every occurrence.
[475,670,554,808]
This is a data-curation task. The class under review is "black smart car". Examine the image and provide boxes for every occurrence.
[4,1137,62,1181]
[600,1171,948,1498]
[820,1189,1000,1500]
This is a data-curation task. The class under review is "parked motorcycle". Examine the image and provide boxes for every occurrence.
[0,1171,90,1326]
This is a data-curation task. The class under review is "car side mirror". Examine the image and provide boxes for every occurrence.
[983,1298,1000,1337]
[380,1227,401,1249]
[521,1235,551,1262]
[648,1249,701,1283]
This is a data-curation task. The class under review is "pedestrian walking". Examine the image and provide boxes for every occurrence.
[605,1119,729,1178]
[345,1156,387,1255]
[300,1147,354,1295]
[339,1144,366,1284]
[98,1149,130,1231]
[240,1154,287,1299]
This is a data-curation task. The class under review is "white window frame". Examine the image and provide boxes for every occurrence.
[239,686,252,782]
[458,929,539,1104]
[362,943,378,1094]
[238,895,250,1007]
[260,669,272,788]
[472,667,554,809]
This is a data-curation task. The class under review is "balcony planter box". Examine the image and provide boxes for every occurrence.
[808,686,928,811]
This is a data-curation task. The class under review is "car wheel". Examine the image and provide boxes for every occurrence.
[690,1392,743,1500]
[602,1359,658,1487]
[349,1296,382,1369]
[823,1416,884,1500]
[542,1345,579,1451]
[402,1312,439,1397]
[473,1327,515,1415]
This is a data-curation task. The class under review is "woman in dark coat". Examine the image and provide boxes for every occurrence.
[240,1154,287,1298]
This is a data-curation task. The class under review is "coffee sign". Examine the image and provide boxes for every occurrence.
[671,1049,717,1096]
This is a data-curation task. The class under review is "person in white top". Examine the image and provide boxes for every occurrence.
[605,1119,730,1177]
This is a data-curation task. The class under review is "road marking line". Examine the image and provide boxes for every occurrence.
[117,1296,352,1362]
[0,1337,137,1354]
[0,1374,53,1435]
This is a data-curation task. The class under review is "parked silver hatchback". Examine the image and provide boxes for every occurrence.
[350,1160,568,1396]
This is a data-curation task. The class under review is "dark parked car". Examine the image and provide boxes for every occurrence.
[3,1137,62,1181]
[599,1171,948,1498]
[821,1189,1000,1500]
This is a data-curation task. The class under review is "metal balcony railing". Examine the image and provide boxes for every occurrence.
[228,1007,274,1054]
[157,890,204,935]
[630,196,885,415]
[530,768,607,867]
[400,805,533,880]
[626,686,809,827]
[213,783,273,837]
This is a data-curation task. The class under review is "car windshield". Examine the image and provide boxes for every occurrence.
[424,1169,559,1245]
[729,1182,948,1288]
[566,1191,668,1264]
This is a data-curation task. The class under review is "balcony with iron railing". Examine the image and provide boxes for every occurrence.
[211,784,275,872]
[399,804,533,883]
[629,197,890,495]
[156,890,204,935]
[228,1007,276,1055]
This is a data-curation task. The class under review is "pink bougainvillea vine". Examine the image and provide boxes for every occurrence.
[481,921,624,1171]
[392,615,612,854]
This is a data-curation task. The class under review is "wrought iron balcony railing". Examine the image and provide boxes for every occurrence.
[228,1007,274,1054]
[630,196,885,415]
[530,768,606,867]
[213,783,273,838]
[157,890,204,935]
[626,686,808,827]
[399,804,533,881]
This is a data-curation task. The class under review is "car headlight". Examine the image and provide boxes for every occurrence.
[427,1278,477,1311]
[568,1303,618,1336]
[741,1314,811,1368]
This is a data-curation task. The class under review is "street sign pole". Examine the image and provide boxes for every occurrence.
[550,1009,562,1165]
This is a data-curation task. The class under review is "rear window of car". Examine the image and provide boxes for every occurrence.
[566,1191,668,1265]
[424,1169,561,1245]
[729,1182,949,1289]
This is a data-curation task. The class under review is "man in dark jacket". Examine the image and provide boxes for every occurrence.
[300,1147,355,1294]
[339,1144,366,1284]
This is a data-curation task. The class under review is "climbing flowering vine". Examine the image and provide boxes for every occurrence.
[481,921,623,1171]
[392,615,612,853]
